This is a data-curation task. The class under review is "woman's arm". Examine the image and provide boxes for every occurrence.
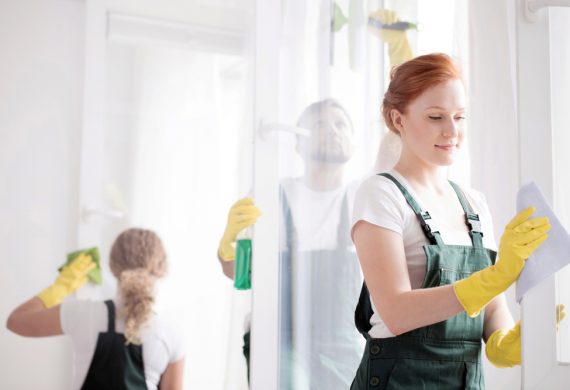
[6,297,63,337]
[482,294,515,342]
[353,220,464,335]
[7,255,95,337]
[482,294,520,367]
[218,253,235,280]
[159,358,185,390]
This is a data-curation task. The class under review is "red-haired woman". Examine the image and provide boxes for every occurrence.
[350,53,550,389]
[7,228,185,390]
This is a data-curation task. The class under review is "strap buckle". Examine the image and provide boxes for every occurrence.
[419,211,440,239]
[466,213,483,236]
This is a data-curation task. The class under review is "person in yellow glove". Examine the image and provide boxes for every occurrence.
[7,228,185,390]
[219,99,364,389]
[218,197,261,277]
[350,53,550,389]
[368,8,415,68]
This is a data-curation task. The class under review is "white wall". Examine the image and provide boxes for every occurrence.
[0,1,85,389]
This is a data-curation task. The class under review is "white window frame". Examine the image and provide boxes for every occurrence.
[249,1,281,388]
[517,1,570,388]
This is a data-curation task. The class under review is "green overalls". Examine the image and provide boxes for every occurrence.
[81,300,148,390]
[351,173,497,390]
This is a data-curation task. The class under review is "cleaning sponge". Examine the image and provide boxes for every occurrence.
[59,247,102,285]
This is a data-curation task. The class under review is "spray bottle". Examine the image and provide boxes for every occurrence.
[234,225,252,290]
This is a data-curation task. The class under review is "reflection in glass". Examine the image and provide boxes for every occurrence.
[275,0,468,387]
[278,100,364,389]
[100,20,254,388]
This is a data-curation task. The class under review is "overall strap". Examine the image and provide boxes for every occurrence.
[378,173,444,246]
[280,186,296,251]
[448,181,484,248]
[104,300,116,334]
[354,281,374,338]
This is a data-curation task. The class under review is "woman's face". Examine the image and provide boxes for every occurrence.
[393,78,466,167]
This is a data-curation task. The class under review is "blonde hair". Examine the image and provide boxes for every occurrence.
[110,228,167,345]
[374,130,402,173]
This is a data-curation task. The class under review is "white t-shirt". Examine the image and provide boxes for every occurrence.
[243,177,359,334]
[60,298,185,390]
[279,177,358,251]
[351,171,497,338]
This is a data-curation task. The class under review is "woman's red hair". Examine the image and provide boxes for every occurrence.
[382,53,464,133]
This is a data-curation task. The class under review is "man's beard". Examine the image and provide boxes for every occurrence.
[310,149,351,164]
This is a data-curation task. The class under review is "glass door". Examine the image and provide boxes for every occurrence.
[79,1,255,389]
[517,1,570,389]
[251,1,470,388]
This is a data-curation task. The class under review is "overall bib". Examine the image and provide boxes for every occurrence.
[280,189,363,389]
[81,300,148,390]
[351,173,496,390]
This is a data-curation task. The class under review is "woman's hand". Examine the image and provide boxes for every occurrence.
[453,207,550,317]
[37,254,96,308]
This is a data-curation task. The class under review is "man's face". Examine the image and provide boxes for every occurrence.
[297,106,354,164]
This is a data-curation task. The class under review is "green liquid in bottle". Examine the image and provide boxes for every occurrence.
[234,238,252,290]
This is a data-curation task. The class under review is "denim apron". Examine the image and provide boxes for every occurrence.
[280,188,363,389]
[81,300,147,390]
[351,173,496,390]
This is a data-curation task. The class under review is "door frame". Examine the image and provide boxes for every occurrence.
[517,0,570,388]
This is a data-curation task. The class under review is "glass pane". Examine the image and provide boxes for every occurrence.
[552,7,570,365]
[383,0,470,184]
[276,2,376,386]
[276,1,468,387]
[100,13,254,389]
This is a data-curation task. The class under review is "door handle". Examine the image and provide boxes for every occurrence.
[81,205,125,222]
[258,121,310,140]
[524,0,570,22]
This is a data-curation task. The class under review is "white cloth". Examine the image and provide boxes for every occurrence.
[280,177,358,251]
[515,182,570,302]
[351,170,497,338]
[60,298,185,390]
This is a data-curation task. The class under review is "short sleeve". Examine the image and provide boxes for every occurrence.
[168,324,186,362]
[150,318,186,363]
[60,299,106,337]
[351,175,406,240]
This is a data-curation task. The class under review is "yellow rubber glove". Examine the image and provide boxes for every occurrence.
[37,254,96,308]
[486,321,521,368]
[453,207,550,317]
[218,198,261,261]
[368,9,413,67]
[557,303,566,331]
[486,304,565,368]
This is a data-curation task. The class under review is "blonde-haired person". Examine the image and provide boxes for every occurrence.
[7,228,184,390]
